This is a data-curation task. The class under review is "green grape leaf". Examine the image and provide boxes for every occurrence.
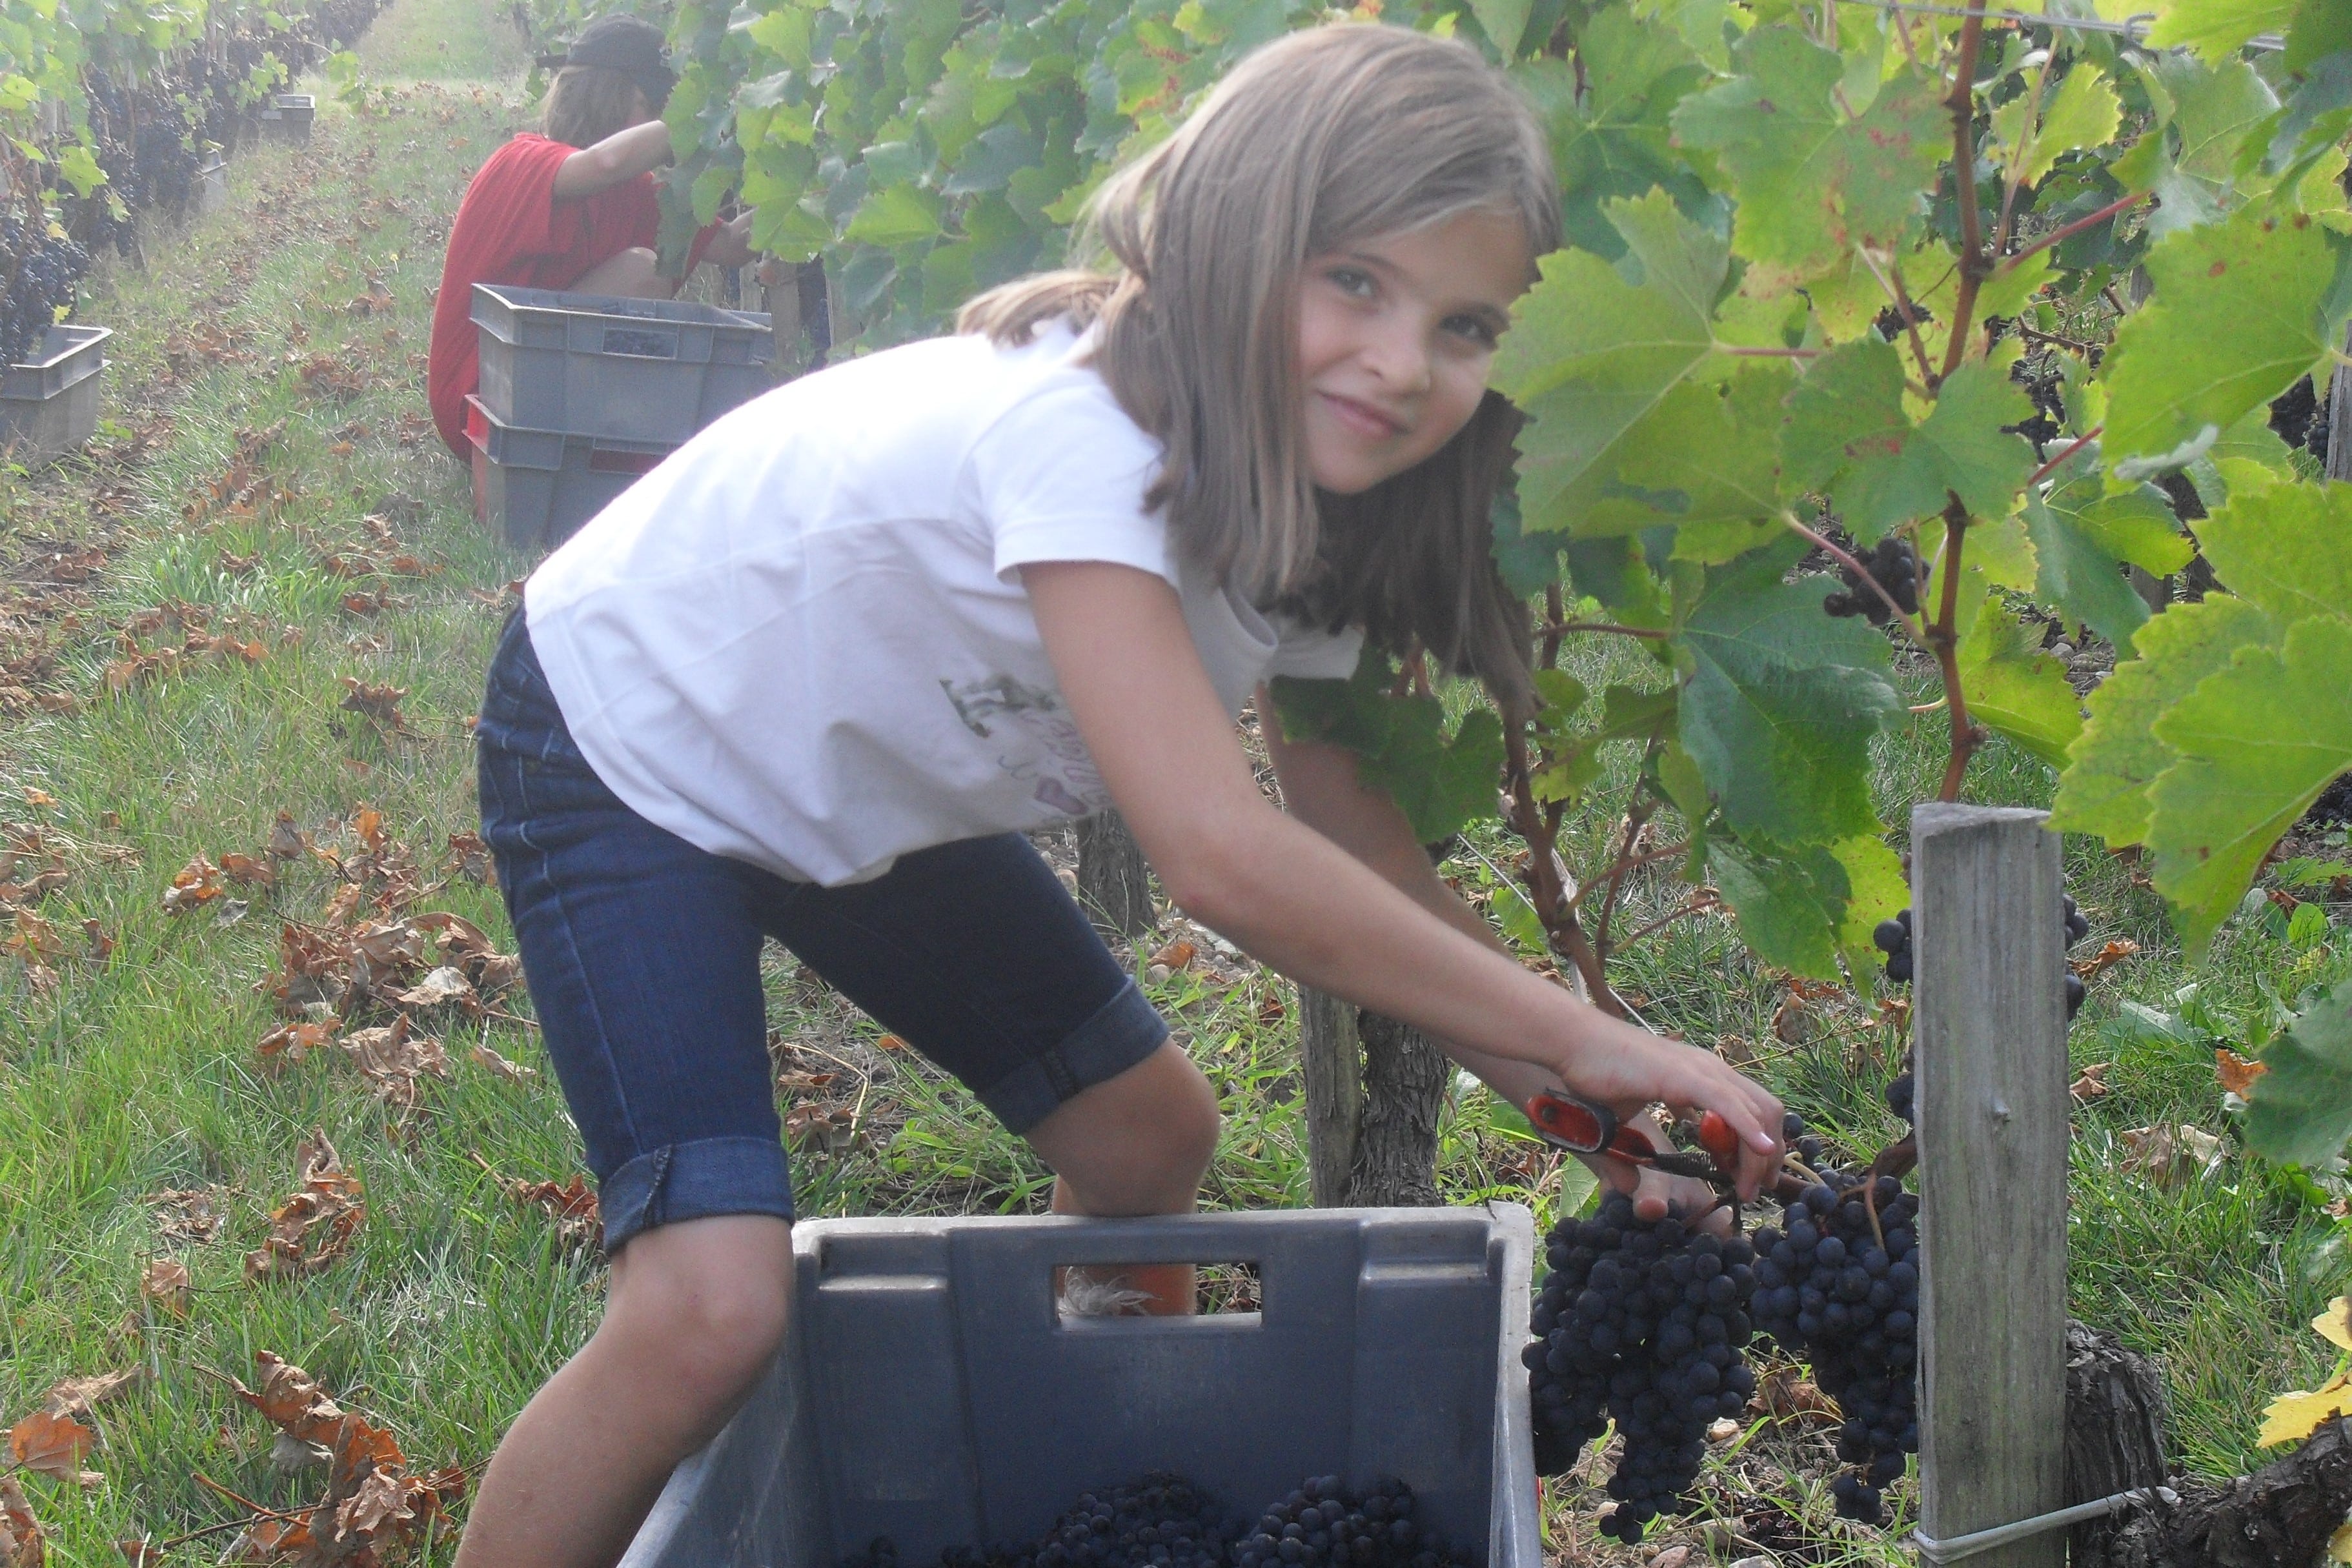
[1669,28,1945,294]
[2025,488,2152,652]
[1779,342,2038,541]
[2147,615,2352,957]
[1830,834,1909,983]
[1956,594,2084,769]
[1632,0,1741,72]
[1532,14,1715,259]
[1492,190,1727,536]
[1613,359,1794,555]
[2102,206,2352,477]
[1489,488,1564,598]
[2245,977,2352,1165]
[2051,594,2275,843]
[843,181,944,246]
[2197,475,2352,631]
[2286,0,2352,71]
[1675,545,1902,845]
[1271,654,1507,843]
[1709,836,1850,978]
[1469,0,1533,56]
[1994,63,2122,190]
[2146,0,2299,65]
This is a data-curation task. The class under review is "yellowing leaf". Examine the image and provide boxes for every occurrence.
[2315,1295,2352,1352]
[2258,1370,2352,1447]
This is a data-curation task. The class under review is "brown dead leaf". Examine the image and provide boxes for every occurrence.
[387,965,478,1014]
[162,855,223,915]
[6,1409,99,1486]
[244,1133,365,1281]
[82,920,113,965]
[266,811,309,864]
[140,1260,190,1317]
[2120,1123,2229,1189]
[147,1188,225,1245]
[1148,938,1197,970]
[469,1040,535,1083]
[41,1371,138,1422]
[1255,991,1286,1023]
[2069,1061,2112,1103]
[500,1174,600,1253]
[1771,993,1815,1045]
[338,1014,449,1109]
[2217,1047,2269,1098]
[1749,1364,1841,1425]
[873,1032,906,1051]
[338,679,407,731]
[220,853,276,890]
[2071,939,2142,980]
[0,1476,44,1565]
[443,831,493,886]
[258,1021,336,1076]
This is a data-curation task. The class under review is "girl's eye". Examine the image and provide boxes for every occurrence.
[1327,266,1376,298]
[1443,314,1499,348]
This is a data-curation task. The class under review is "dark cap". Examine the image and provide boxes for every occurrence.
[563,16,675,112]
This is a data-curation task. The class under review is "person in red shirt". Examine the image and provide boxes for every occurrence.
[427,16,755,459]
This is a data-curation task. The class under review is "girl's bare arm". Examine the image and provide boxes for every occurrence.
[1022,559,1784,1198]
[551,119,674,202]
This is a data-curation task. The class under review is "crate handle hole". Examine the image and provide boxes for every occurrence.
[1054,1259,1261,1323]
[600,327,682,359]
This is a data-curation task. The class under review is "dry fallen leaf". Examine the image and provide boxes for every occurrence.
[6,1409,99,1486]
[499,1173,601,1254]
[140,1260,190,1318]
[147,1189,225,1245]
[469,1040,535,1083]
[1148,938,1197,971]
[161,854,223,915]
[2217,1047,2269,1098]
[443,830,494,886]
[245,1133,365,1281]
[1749,1363,1841,1425]
[2120,1123,2228,1189]
[0,1476,43,1564]
[2069,1061,2112,1103]
[258,1021,336,1076]
[219,853,276,890]
[2071,939,2142,980]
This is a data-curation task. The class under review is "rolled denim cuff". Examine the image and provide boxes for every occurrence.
[598,1134,796,1252]
[969,979,1169,1134]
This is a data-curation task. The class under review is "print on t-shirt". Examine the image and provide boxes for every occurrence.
[939,672,1107,819]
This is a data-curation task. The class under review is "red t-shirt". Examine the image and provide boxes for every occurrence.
[428,133,703,458]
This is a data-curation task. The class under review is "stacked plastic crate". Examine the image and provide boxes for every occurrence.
[467,283,774,551]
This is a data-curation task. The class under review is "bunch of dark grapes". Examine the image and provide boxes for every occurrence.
[1872,892,2091,1018]
[1525,1194,1759,1543]
[841,1473,1468,1568]
[1821,536,1921,625]
[1750,1107,1921,1525]
[1232,1476,1468,1568]
[0,217,90,367]
[134,118,201,216]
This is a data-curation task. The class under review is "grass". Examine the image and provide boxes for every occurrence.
[0,1,2344,1562]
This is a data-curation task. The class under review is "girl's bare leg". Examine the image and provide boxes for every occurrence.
[569,245,671,299]
[452,1213,795,1568]
[1026,1040,1222,1314]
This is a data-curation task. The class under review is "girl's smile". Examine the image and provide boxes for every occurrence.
[1296,208,1533,495]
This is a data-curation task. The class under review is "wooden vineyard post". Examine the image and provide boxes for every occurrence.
[1299,987,1360,1207]
[1913,804,2069,1568]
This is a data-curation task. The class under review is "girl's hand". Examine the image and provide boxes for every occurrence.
[1552,1011,1784,1204]
[1583,1111,1739,1234]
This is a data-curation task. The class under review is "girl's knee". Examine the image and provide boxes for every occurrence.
[605,1216,793,1403]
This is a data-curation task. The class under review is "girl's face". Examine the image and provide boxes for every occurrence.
[1294,208,1532,496]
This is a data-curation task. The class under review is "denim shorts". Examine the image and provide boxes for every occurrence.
[475,610,1169,1253]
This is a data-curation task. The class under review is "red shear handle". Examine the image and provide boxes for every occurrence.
[1525,1090,1617,1154]
[1697,1111,1739,1171]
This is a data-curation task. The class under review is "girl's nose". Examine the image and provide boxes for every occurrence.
[1364,316,1432,395]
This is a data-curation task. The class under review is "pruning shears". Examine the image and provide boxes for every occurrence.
[1523,1089,1742,1187]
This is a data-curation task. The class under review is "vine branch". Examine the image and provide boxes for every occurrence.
[1928,498,1982,801]
[1938,0,1993,384]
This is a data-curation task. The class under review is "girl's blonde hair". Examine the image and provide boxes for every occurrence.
[543,66,645,150]
[960,24,1559,707]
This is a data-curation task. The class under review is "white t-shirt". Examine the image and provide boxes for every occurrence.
[524,322,1364,887]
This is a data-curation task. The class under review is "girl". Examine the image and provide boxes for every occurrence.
[425,15,755,459]
[462,24,1785,1568]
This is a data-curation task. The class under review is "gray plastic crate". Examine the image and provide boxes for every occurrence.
[619,1206,1538,1568]
[471,283,774,446]
[0,325,110,465]
[465,394,673,551]
[259,94,314,143]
